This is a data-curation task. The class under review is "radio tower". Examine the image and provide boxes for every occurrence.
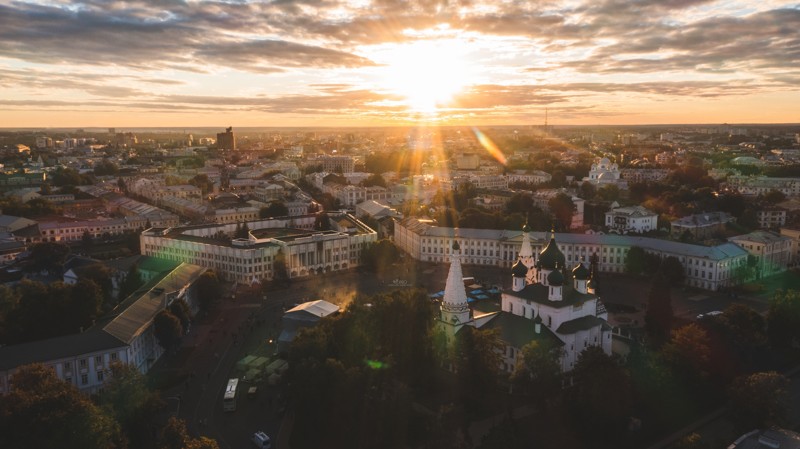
[544,107,549,137]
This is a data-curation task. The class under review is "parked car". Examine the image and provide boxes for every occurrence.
[697,310,723,320]
[251,431,271,449]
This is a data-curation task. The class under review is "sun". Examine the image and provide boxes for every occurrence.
[375,39,473,114]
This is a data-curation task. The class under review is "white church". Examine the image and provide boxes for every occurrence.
[439,224,613,372]
[581,157,627,189]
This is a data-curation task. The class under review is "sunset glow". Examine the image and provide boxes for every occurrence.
[0,0,797,126]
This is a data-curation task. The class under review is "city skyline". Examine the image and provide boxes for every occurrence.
[1,0,798,127]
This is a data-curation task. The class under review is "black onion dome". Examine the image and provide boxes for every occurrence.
[512,259,528,277]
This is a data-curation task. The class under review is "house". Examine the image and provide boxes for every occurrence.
[605,205,658,233]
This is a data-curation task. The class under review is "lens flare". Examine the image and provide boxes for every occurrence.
[471,127,507,166]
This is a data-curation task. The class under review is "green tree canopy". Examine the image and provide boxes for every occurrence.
[0,364,124,449]
[510,339,562,405]
[153,309,183,351]
[567,347,634,441]
[645,272,673,347]
[100,362,165,449]
[766,289,800,349]
[728,371,789,432]
[158,417,219,449]
[547,193,575,231]
[260,201,289,218]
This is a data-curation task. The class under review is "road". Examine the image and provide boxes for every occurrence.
[155,269,392,449]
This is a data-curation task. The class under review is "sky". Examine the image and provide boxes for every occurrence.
[0,0,798,127]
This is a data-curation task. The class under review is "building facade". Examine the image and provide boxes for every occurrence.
[0,263,206,395]
[605,205,658,233]
[395,217,749,291]
[729,231,792,277]
[141,213,377,284]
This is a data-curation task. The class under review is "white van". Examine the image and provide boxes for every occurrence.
[252,431,271,449]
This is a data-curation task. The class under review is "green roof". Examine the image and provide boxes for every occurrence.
[555,315,608,334]
[481,312,564,350]
[505,284,596,309]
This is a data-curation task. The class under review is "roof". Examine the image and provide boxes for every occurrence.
[538,234,566,270]
[103,263,206,344]
[729,428,800,449]
[607,205,657,218]
[555,315,609,334]
[0,326,125,371]
[0,215,37,232]
[671,212,735,227]
[505,283,596,309]
[399,219,749,261]
[480,312,564,350]
[729,230,791,245]
[285,300,339,321]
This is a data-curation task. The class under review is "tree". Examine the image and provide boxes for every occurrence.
[119,263,144,300]
[359,240,400,275]
[456,327,503,418]
[188,174,214,195]
[361,173,387,188]
[548,193,575,231]
[271,250,290,287]
[158,417,219,449]
[94,159,119,176]
[645,273,673,347]
[82,230,94,248]
[0,364,124,449]
[168,298,192,331]
[260,201,289,218]
[314,212,331,231]
[567,347,634,441]
[510,339,562,404]
[597,184,620,202]
[661,324,711,384]
[79,264,115,305]
[728,372,789,431]
[661,256,685,285]
[100,362,165,449]
[763,189,786,205]
[195,270,222,313]
[28,241,70,273]
[579,181,596,200]
[153,309,183,351]
[766,289,800,349]
[624,246,646,275]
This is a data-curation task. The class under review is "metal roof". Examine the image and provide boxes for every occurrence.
[103,263,206,344]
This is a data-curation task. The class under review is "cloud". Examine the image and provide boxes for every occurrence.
[0,1,375,72]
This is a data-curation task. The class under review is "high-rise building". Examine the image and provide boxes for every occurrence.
[217,126,236,150]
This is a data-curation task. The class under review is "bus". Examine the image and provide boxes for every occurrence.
[223,378,239,412]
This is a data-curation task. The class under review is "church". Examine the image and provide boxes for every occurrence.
[581,157,627,189]
[439,224,613,372]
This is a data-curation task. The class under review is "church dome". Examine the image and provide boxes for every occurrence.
[512,259,528,277]
[597,171,610,180]
[587,277,595,290]
[522,222,531,233]
[600,157,611,166]
[538,234,565,270]
[547,269,564,286]
[572,262,590,280]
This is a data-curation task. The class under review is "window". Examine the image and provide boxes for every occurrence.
[64,362,72,371]
[95,355,102,366]
[79,359,87,370]
[97,371,104,382]
[81,374,88,385]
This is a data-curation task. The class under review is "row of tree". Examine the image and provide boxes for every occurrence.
[0,363,218,449]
